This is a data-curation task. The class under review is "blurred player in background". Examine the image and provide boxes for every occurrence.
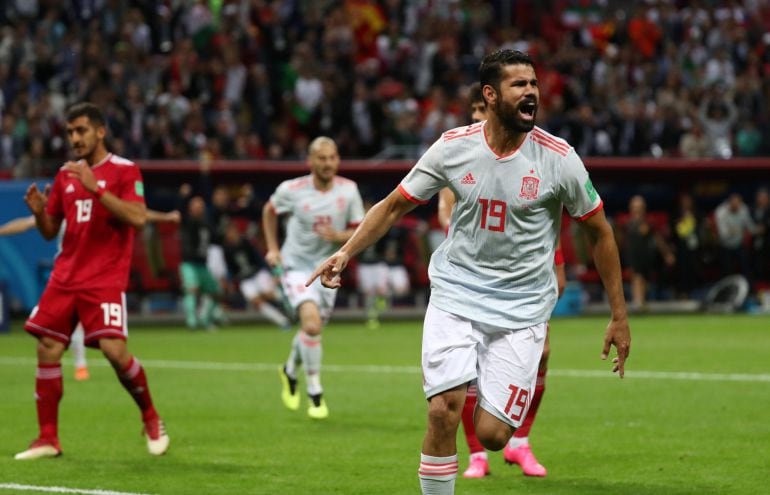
[308,50,630,494]
[178,187,224,330]
[438,83,564,478]
[16,102,169,460]
[263,136,364,419]
[356,199,412,329]
[222,222,291,329]
[0,216,89,381]
[1,210,180,382]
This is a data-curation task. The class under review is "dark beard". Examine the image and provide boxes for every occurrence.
[495,99,536,133]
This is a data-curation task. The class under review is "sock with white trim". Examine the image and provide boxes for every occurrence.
[418,453,457,494]
[70,326,87,368]
[285,332,302,378]
[36,362,63,440]
[508,435,528,449]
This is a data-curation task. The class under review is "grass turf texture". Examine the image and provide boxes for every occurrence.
[1,314,769,495]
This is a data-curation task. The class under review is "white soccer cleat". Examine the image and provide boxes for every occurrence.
[144,418,170,456]
[14,438,62,460]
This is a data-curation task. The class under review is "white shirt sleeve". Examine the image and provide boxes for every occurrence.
[269,181,294,215]
[398,138,447,204]
[557,150,603,220]
[348,184,365,226]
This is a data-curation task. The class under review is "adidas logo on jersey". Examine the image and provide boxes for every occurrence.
[65,184,75,193]
[460,173,476,185]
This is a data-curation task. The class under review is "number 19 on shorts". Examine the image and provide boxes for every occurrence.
[504,385,530,422]
[101,302,123,327]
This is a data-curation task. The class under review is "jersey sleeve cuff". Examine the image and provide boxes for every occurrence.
[575,201,603,222]
[397,184,429,205]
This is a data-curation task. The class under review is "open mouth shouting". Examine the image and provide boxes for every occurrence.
[518,100,537,122]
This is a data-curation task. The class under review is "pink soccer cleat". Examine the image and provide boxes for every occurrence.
[462,454,490,478]
[503,444,547,477]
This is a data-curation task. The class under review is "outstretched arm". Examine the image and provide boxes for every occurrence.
[578,209,631,378]
[307,189,418,288]
[0,216,36,236]
[146,209,181,224]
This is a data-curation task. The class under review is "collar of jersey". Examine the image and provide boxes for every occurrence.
[91,153,113,169]
[481,122,526,162]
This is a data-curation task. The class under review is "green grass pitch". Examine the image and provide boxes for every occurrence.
[1,314,769,494]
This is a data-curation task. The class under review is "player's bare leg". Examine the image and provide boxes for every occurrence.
[419,385,465,494]
[15,336,66,460]
[100,338,169,455]
[474,405,516,452]
[504,328,550,476]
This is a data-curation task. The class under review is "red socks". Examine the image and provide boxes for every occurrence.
[461,385,485,454]
[514,368,547,438]
[36,363,63,440]
[117,357,158,422]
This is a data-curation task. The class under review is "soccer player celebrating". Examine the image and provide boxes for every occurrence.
[263,136,365,419]
[308,50,630,494]
[15,102,169,460]
[439,83,565,478]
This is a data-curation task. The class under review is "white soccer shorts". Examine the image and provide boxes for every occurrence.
[239,269,276,301]
[357,263,389,295]
[206,245,227,280]
[280,269,337,323]
[357,263,410,296]
[421,302,546,428]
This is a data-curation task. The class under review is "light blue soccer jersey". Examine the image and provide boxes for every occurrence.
[269,175,365,272]
[399,123,602,327]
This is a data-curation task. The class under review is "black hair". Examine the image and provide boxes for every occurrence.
[479,49,535,94]
[66,102,106,128]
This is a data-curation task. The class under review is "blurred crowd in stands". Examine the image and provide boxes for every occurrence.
[2,0,770,179]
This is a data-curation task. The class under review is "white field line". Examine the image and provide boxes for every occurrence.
[0,483,152,495]
[1,356,769,383]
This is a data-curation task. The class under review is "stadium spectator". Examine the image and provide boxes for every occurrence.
[751,188,770,282]
[2,1,769,169]
[714,193,757,281]
[178,189,223,330]
[698,93,738,159]
[621,195,675,310]
[307,50,630,495]
[265,136,364,420]
[16,102,168,460]
[222,222,290,329]
[670,193,704,298]
[678,122,710,159]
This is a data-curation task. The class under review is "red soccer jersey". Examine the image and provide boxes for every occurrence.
[45,153,145,290]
